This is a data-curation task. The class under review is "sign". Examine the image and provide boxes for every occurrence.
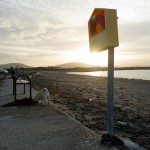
[88,8,119,52]
[88,8,119,136]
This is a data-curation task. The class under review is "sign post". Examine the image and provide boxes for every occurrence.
[88,8,119,136]
[107,47,114,135]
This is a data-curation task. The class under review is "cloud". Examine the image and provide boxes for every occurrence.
[0,15,88,51]
[119,20,150,49]
[0,0,150,66]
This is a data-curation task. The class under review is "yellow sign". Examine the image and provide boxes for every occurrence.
[88,8,119,52]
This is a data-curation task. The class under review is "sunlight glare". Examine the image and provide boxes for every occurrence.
[66,46,108,66]
[88,71,104,76]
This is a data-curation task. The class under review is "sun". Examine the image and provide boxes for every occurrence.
[88,51,108,66]
[66,46,108,66]
[65,46,125,67]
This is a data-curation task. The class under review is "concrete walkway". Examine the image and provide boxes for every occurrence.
[0,76,117,150]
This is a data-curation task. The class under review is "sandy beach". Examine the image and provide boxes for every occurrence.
[31,71,150,149]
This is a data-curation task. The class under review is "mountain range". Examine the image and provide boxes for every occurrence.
[0,62,97,69]
[1,62,149,70]
[56,62,98,68]
[0,63,31,69]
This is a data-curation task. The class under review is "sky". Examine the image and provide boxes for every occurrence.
[0,0,150,67]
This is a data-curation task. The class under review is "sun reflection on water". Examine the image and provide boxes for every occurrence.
[88,71,103,76]
[68,71,107,77]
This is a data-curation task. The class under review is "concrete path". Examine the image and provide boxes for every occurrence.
[0,76,117,150]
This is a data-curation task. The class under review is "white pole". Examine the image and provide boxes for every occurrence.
[107,47,114,135]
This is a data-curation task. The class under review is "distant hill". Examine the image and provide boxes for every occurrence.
[56,62,98,68]
[0,63,31,69]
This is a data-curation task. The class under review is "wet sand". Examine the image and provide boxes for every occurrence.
[31,71,150,149]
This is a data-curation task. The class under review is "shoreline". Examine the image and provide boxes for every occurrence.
[66,70,150,81]
[31,71,150,149]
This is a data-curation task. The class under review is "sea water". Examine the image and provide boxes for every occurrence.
[67,70,150,81]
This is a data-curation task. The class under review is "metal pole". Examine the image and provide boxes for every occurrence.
[24,84,25,94]
[107,47,114,135]
[23,76,25,94]
[13,77,15,95]
[30,83,32,100]
[14,81,16,102]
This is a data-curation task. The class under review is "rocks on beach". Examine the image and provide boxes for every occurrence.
[32,71,150,150]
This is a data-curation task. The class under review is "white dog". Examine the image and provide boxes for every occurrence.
[34,88,50,105]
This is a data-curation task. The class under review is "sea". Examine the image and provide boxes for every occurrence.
[67,70,150,81]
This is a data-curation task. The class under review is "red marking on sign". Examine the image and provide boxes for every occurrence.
[93,15,105,29]
[89,14,105,37]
